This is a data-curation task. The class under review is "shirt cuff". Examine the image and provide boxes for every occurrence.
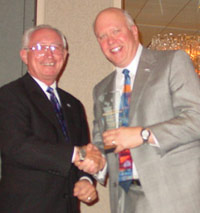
[79,176,93,185]
[72,147,77,163]
[150,133,160,147]
[93,161,107,184]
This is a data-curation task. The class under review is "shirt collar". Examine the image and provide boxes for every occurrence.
[116,43,143,76]
[31,75,57,93]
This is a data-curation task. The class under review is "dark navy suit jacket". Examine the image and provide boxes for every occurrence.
[0,73,91,213]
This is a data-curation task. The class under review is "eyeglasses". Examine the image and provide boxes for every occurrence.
[25,43,64,57]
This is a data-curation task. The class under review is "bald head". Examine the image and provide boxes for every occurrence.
[94,7,135,35]
[93,7,139,68]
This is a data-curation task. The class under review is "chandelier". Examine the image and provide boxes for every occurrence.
[149,33,200,75]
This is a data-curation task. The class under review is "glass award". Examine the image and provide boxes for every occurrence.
[99,90,121,153]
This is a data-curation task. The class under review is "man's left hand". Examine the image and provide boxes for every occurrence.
[103,126,143,153]
[73,179,97,204]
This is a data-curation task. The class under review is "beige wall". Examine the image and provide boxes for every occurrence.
[37,0,121,212]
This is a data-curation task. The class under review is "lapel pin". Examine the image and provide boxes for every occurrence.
[66,103,71,107]
[144,68,150,72]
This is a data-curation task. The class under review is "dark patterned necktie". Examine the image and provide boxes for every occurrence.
[118,69,133,192]
[47,87,69,141]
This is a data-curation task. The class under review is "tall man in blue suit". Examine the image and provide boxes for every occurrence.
[92,7,200,213]
[0,25,105,213]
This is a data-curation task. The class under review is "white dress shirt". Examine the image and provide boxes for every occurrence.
[31,77,61,104]
[115,44,143,179]
[94,44,143,181]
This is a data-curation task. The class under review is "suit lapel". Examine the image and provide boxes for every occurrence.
[96,72,118,120]
[57,89,73,143]
[129,48,156,122]
[98,72,116,97]
[22,74,63,139]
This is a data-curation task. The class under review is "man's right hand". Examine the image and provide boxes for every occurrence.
[74,144,106,175]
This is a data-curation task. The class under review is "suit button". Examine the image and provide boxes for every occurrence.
[63,193,69,199]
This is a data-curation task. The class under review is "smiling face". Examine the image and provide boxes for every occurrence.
[94,8,139,68]
[20,28,67,85]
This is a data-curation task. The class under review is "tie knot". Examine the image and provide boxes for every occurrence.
[122,69,130,77]
[47,87,54,94]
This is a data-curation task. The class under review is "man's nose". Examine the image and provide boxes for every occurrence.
[107,35,115,45]
[44,47,54,57]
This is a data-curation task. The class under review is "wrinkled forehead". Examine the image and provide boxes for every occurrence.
[29,28,63,46]
[94,10,126,34]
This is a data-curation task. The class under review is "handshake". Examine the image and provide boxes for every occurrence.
[74,144,106,175]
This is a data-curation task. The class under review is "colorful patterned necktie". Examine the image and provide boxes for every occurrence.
[118,69,133,192]
[47,87,69,141]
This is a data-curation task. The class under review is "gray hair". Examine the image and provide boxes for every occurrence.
[21,24,68,50]
[122,9,135,29]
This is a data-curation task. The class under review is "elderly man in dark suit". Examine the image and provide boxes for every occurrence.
[0,25,105,213]
[91,7,200,213]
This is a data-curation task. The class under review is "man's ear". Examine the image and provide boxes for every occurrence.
[131,25,138,36]
[63,49,68,60]
[20,49,28,64]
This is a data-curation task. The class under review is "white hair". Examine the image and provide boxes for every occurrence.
[21,24,68,49]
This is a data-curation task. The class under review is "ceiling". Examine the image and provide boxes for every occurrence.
[123,0,200,47]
